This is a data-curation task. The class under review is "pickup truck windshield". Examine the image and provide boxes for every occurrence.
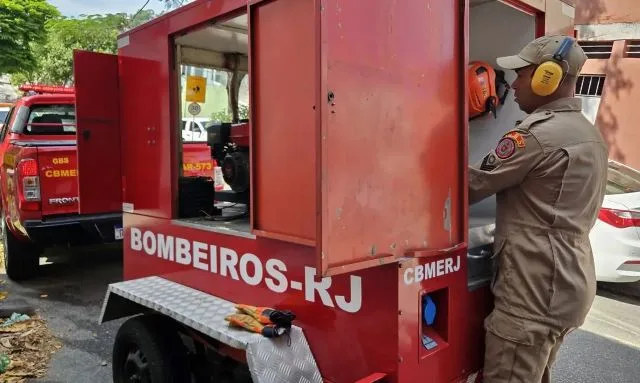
[25,104,76,135]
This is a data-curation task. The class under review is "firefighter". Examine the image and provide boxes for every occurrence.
[468,35,609,382]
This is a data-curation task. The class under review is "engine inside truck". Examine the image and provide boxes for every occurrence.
[467,0,537,254]
[173,12,253,237]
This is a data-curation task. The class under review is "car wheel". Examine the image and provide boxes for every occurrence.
[112,315,191,383]
[3,215,39,281]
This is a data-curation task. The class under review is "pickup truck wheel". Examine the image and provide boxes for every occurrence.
[2,217,39,281]
[112,315,190,383]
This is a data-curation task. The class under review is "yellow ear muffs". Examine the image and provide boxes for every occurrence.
[530,37,574,97]
[531,60,564,96]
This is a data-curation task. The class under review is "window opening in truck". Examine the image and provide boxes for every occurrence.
[173,12,251,237]
[467,0,536,289]
[23,104,76,135]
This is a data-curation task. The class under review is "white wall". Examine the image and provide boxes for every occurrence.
[577,23,640,40]
[468,1,536,217]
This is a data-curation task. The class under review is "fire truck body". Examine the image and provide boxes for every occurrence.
[89,0,576,382]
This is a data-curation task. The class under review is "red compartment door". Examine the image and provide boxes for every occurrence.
[319,0,465,276]
[73,50,122,214]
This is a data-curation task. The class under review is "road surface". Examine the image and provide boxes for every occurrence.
[1,245,639,382]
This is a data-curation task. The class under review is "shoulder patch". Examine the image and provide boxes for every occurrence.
[480,153,498,171]
[503,131,526,148]
[495,137,517,159]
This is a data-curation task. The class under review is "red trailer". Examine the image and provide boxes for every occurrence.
[79,0,576,382]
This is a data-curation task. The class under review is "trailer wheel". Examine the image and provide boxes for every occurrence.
[2,215,39,281]
[112,315,190,383]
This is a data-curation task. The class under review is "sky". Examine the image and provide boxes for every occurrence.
[48,0,168,17]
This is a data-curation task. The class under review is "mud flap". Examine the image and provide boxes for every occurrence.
[99,276,322,383]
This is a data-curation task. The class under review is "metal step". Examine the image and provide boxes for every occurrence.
[100,276,323,383]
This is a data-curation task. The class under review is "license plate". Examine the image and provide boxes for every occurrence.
[115,225,124,240]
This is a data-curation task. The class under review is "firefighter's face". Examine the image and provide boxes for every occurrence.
[511,65,539,114]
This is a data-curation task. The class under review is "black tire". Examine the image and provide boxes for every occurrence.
[112,315,191,383]
[3,216,39,281]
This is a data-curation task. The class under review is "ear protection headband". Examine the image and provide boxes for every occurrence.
[531,37,573,97]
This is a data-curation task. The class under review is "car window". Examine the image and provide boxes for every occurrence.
[25,104,76,135]
[192,122,203,133]
[0,107,14,141]
[606,160,640,195]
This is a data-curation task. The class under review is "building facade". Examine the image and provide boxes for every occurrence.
[575,0,640,170]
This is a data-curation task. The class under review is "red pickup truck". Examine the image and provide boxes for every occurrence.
[0,85,123,280]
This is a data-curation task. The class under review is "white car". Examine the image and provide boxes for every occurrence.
[468,159,640,284]
[181,118,208,142]
[590,160,640,283]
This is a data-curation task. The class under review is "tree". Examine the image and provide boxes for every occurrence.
[10,11,156,86]
[0,0,59,74]
[159,0,191,10]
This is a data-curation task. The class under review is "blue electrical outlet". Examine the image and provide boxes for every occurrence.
[423,295,436,326]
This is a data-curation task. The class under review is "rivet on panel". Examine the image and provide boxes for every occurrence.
[370,245,377,256]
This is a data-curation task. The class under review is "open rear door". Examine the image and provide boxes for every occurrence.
[318,0,465,276]
[73,50,122,215]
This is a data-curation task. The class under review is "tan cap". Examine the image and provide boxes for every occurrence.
[496,35,587,76]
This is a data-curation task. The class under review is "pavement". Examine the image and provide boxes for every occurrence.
[0,244,639,382]
[553,289,640,383]
[0,244,124,383]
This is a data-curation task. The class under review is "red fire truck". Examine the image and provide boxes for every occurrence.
[82,0,576,382]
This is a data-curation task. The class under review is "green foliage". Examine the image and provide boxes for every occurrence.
[160,0,188,9]
[211,104,250,123]
[10,11,156,86]
[0,0,59,74]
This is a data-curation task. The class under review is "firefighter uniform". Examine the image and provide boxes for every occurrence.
[469,52,609,382]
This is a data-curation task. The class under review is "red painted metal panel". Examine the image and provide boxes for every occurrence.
[250,0,318,244]
[118,53,169,218]
[122,215,398,383]
[37,147,79,216]
[396,247,491,382]
[73,50,122,214]
[319,0,464,276]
